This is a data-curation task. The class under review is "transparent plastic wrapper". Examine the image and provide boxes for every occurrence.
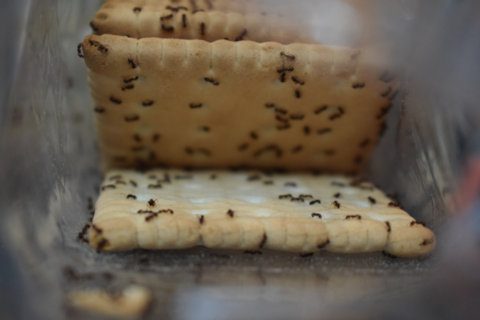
[0,0,479,319]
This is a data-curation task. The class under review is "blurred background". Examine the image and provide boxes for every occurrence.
[1,1,31,319]
[0,0,28,117]
[0,0,479,319]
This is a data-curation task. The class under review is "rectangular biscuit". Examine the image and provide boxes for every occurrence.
[81,34,395,173]
[91,0,310,43]
[86,169,435,258]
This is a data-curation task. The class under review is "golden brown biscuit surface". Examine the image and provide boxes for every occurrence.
[82,34,394,173]
[91,0,308,43]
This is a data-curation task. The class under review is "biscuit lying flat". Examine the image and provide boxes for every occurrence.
[82,34,394,173]
[87,169,435,258]
[91,0,308,43]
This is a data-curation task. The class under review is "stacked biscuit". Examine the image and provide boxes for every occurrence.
[80,0,434,257]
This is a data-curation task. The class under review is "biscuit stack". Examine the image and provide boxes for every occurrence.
[80,0,434,257]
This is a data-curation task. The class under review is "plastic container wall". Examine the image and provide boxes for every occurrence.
[1,0,479,319]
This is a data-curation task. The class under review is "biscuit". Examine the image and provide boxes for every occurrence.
[91,0,308,43]
[68,285,152,318]
[87,169,435,258]
[81,34,394,173]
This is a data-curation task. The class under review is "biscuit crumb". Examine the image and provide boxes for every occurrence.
[68,285,152,318]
